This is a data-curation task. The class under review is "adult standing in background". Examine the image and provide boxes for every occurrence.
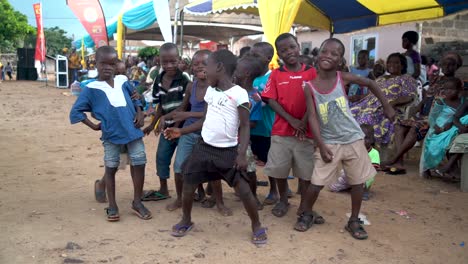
[68,49,81,85]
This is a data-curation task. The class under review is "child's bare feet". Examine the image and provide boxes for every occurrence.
[217,204,233,216]
[166,199,182,211]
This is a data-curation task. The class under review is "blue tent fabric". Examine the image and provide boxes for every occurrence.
[122,1,157,30]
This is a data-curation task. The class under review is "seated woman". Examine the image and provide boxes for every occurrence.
[351,53,417,145]
[383,53,463,174]
[421,77,466,178]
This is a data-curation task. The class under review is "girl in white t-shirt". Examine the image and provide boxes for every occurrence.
[164,50,268,245]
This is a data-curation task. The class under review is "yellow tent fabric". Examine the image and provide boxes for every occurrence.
[117,14,124,60]
[257,0,302,69]
[358,0,444,25]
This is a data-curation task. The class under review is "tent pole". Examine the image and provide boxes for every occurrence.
[180,10,184,56]
[173,0,179,44]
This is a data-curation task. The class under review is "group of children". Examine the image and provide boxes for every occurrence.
[70,33,399,244]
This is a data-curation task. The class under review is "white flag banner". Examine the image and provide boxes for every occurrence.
[153,0,173,42]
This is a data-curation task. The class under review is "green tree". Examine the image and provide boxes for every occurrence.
[0,0,35,52]
[138,47,159,60]
[24,27,73,56]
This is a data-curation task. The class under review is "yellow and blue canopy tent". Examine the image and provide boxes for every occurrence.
[184,0,468,67]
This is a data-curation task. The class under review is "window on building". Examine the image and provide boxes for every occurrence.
[301,41,312,55]
[350,34,377,67]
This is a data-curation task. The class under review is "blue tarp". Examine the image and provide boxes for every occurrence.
[74,0,157,48]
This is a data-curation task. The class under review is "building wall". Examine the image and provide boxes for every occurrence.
[296,24,416,67]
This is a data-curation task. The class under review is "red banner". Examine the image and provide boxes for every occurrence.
[33,3,45,62]
[67,0,108,47]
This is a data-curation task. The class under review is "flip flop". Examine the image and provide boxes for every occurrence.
[105,207,120,222]
[252,227,268,245]
[94,180,107,203]
[171,223,194,237]
[201,198,216,208]
[272,202,290,217]
[131,202,152,220]
[263,193,278,205]
[141,190,171,201]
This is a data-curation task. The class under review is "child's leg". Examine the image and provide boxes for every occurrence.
[264,176,279,205]
[166,173,183,211]
[297,179,311,215]
[234,176,267,243]
[127,139,151,219]
[247,171,263,210]
[273,178,290,216]
[387,126,416,167]
[211,180,232,216]
[105,166,119,209]
[155,136,178,196]
[172,182,198,236]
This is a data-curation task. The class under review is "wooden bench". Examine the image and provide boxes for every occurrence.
[449,134,468,192]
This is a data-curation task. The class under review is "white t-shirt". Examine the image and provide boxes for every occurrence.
[202,85,249,148]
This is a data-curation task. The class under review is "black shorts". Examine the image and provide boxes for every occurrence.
[182,139,249,187]
[250,135,271,163]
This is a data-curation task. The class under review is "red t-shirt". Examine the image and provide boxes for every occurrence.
[262,64,317,138]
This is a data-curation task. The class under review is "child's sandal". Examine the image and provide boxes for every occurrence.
[105,207,120,222]
[345,218,368,240]
[294,212,315,232]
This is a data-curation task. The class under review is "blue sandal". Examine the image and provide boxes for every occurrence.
[252,227,268,245]
[171,223,194,237]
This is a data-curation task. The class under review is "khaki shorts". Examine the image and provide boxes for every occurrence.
[264,136,315,181]
[311,140,376,186]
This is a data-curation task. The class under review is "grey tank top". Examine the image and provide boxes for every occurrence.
[307,72,364,144]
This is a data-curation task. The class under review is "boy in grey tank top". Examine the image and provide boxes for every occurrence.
[295,39,395,240]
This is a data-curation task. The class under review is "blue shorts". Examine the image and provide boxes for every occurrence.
[174,133,201,174]
[103,138,146,168]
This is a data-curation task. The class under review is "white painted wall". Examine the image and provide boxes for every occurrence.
[297,23,417,67]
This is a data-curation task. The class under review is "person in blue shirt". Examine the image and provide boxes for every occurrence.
[70,46,151,222]
[234,54,265,210]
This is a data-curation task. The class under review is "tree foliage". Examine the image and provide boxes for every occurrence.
[138,47,159,60]
[0,0,35,52]
[24,27,73,56]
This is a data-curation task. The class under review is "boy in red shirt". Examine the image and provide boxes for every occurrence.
[262,33,319,218]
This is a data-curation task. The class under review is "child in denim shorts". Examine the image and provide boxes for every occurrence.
[70,46,151,222]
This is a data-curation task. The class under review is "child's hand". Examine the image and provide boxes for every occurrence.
[92,123,101,131]
[131,90,141,100]
[172,112,189,123]
[434,125,444,135]
[142,125,154,135]
[235,154,248,171]
[155,117,165,135]
[294,130,306,141]
[289,118,306,134]
[319,145,334,163]
[383,105,396,122]
[164,127,181,140]
[134,111,144,128]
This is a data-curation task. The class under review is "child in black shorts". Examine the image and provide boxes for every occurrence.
[164,50,267,244]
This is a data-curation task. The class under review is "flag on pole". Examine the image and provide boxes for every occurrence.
[33,3,45,62]
[67,0,108,48]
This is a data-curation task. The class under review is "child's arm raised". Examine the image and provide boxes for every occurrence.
[235,103,250,170]
[341,72,395,121]
[69,88,100,131]
[304,83,333,162]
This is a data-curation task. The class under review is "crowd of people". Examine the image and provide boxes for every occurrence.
[69,30,467,245]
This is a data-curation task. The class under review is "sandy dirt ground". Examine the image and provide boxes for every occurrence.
[0,81,467,264]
